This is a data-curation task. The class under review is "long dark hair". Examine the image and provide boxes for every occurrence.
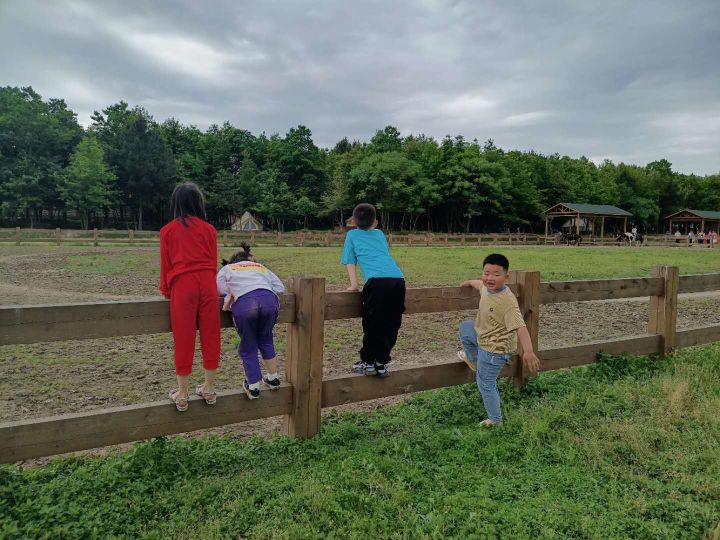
[170,182,206,227]
[229,242,253,264]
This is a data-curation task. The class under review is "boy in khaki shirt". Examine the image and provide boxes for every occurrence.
[458,253,540,426]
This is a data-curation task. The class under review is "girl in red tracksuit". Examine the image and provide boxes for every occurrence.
[160,182,221,411]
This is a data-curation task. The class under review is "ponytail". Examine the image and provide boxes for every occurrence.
[229,242,253,263]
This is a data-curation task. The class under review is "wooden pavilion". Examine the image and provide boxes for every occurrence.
[666,209,720,234]
[544,203,632,238]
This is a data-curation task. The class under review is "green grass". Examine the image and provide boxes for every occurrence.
[58,245,720,286]
[65,252,158,276]
[2,346,719,539]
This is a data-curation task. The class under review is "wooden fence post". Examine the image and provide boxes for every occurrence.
[129,229,134,245]
[284,277,326,438]
[649,266,679,355]
[509,270,541,388]
[388,233,393,247]
[55,228,61,246]
[93,228,99,247]
[222,230,228,247]
[15,227,20,246]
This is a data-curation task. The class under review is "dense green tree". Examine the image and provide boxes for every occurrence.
[60,136,116,229]
[369,126,403,153]
[257,168,295,232]
[91,104,175,229]
[438,144,508,232]
[348,151,424,230]
[321,145,365,226]
[159,118,206,184]
[3,85,720,233]
[0,86,82,226]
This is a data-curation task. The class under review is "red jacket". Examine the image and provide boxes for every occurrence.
[159,217,218,298]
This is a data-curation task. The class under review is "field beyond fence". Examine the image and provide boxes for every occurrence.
[1,227,712,248]
[2,265,720,464]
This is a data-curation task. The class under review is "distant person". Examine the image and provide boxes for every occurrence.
[698,231,705,245]
[160,182,220,411]
[341,203,405,378]
[688,230,695,245]
[674,230,681,243]
[457,253,540,427]
[216,243,285,399]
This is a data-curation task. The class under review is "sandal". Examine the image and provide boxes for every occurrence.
[169,390,189,412]
[195,384,217,405]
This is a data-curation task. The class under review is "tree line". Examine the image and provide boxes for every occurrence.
[1,85,719,232]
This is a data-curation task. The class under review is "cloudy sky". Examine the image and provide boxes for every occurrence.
[1,0,718,174]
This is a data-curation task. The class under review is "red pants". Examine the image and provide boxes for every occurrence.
[169,271,221,376]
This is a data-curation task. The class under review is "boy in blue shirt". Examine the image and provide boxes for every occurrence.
[341,203,405,377]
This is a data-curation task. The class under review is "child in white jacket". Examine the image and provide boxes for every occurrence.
[216,243,285,399]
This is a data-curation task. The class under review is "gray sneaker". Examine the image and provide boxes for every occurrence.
[374,363,389,378]
[352,361,376,375]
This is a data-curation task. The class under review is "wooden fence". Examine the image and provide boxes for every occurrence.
[0,228,548,248]
[544,234,717,248]
[2,267,720,463]
[5,228,717,249]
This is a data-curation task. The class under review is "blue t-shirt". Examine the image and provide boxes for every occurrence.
[340,229,404,280]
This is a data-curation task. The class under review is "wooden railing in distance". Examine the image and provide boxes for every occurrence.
[3,267,720,463]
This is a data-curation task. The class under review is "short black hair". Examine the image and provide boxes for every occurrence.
[353,203,376,230]
[171,182,207,227]
[483,253,509,272]
[229,242,252,263]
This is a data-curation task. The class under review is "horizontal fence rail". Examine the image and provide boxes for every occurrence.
[12,228,715,248]
[4,228,718,249]
[2,268,720,463]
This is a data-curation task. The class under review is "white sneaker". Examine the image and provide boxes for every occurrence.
[457,350,476,372]
[480,419,500,428]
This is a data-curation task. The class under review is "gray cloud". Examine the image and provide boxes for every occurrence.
[1,0,718,174]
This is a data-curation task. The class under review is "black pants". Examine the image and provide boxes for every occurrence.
[360,278,406,365]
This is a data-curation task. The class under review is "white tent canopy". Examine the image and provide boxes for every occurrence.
[231,211,263,231]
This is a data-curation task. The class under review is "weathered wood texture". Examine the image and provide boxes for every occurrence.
[324,285,519,320]
[648,266,679,354]
[283,277,325,438]
[538,334,661,372]
[539,277,663,303]
[512,271,541,386]
[678,273,720,294]
[0,295,296,346]
[0,386,292,463]
[675,324,720,349]
[322,360,480,407]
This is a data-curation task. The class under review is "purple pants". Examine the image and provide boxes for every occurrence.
[231,289,280,384]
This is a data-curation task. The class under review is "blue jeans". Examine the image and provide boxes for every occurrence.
[459,320,512,424]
